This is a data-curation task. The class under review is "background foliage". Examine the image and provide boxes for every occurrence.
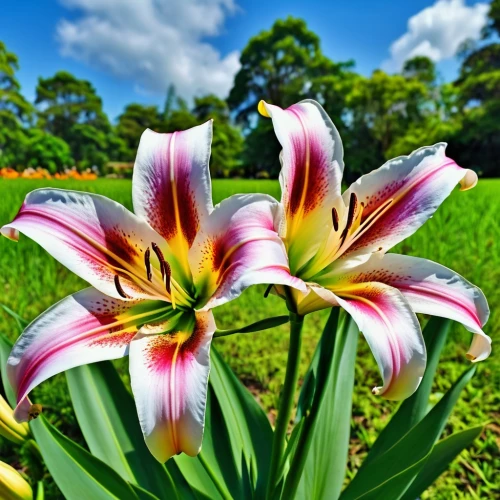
[1,3,500,178]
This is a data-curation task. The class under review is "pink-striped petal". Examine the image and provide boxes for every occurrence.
[333,254,491,362]
[189,194,306,310]
[333,282,426,400]
[129,311,215,462]
[1,189,172,301]
[338,143,477,261]
[259,100,344,272]
[7,288,170,422]
[132,123,213,276]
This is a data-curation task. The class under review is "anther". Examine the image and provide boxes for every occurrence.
[28,404,42,421]
[340,192,358,246]
[114,275,129,299]
[144,247,152,282]
[152,242,166,279]
[164,261,172,294]
[264,284,273,298]
[152,242,172,294]
[345,192,358,233]
[331,208,339,232]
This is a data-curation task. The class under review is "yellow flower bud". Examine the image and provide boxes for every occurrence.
[0,396,29,445]
[0,461,32,500]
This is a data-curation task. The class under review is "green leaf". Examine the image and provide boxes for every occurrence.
[295,308,340,422]
[196,387,241,498]
[173,454,223,499]
[365,317,451,464]
[66,362,177,498]
[288,310,359,500]
[31,416,139,500]
[355,452,431,500]
[214,315,289,338]
[35,481,44,500]
[129,483,161,500]
[401,425,484,500]
[0,333,15,407]
[0,302,29,334]
[340,365,476,500]
[208,346,274,497]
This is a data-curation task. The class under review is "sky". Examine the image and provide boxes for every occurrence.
[0,0,491,121]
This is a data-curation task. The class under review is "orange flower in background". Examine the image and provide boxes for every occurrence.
[0,168,20,179]
[0,167,98,180]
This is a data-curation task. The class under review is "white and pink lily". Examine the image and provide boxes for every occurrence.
[1,121,303,462]
[259,99,491,401]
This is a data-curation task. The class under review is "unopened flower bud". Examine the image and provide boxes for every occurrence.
[0,460,32,500]
[0,396,29,445]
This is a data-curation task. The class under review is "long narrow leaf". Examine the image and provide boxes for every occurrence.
[291,311,359,500]
[0,303,29,334]
[209,346,273,496]
[0,334,15,406]
[295,308,340,421]
[340,365,476,500]
[66,362,178,498]
[355,452,431,500]
[365,317,451,464]
[401,425,484,500]
[31,416,139,500]
[193,387,241,498]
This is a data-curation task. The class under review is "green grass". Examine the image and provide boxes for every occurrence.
[0,178,499,498]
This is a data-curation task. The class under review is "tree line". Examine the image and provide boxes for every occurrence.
[1,3,499,180]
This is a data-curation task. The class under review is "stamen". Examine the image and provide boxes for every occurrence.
[144,247,152,282]
[264,284,273,298]
[339,192,358,246]
[164,261,172,294]
[152,242,173,296]
[331,208,339,232]
[28,404,42,421]
[152,242,166,279]
[114,274,129,299]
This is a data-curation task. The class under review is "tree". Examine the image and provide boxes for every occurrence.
[116,104,161,160]
[228,17,346,123]
[193,95,243,177]
[345,69,430,177]
[452,0,500,176]
[21,130,73,173]
[402,56,437,86]
[35,71,112,169]
[228,17,351,176]
[0,41,33,167]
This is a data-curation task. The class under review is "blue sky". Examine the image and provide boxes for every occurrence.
[0,0,491,121]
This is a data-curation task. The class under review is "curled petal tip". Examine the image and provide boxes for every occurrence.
[459,169,478,191]
[466,332,492,363]
[372,386,381,396]
[12,398,32,424]
[258,100,270,117]
[1,225,19,242]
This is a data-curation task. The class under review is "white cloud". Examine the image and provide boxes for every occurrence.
[57,0,241,100]
[382,0,489,72]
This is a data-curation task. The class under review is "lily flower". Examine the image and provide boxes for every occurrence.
[1,121,303,462]
[259,99,491,400]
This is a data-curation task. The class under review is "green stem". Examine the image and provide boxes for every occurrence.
[198,451,232,500]
[266,311,304,499]
[213,315,289,338]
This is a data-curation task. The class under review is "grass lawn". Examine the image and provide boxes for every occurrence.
[0,177,499,498]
